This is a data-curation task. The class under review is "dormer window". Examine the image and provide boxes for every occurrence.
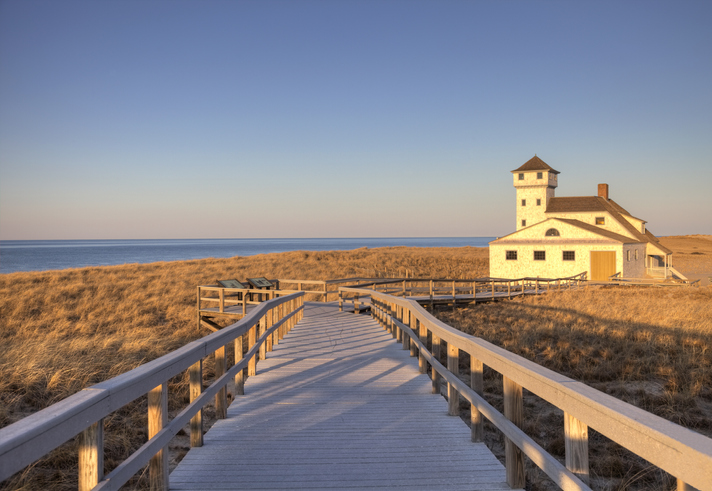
[537,172,543,179]
[545,228,560,236]
[518,173,524,180]
[595,217,605,225]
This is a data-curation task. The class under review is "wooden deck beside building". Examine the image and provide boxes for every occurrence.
[171,302,515,490]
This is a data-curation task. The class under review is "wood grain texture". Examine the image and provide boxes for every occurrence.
[148,384,169,491]
[170,302,512,490]
[565,412,590,485]
[471,356,484,443]
[189,361,203,448]
[503,376,525,489]
[215,347,227,419]
[448,344,460,417]
[78,420,103,491]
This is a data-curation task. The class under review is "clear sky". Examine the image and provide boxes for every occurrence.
[1,0,710,240]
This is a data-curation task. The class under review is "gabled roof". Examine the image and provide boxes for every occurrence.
[511,156,560,174]
[491,217,640,244]
[546,196,672,253]
[546,196,632,216]
[554,219,640,243]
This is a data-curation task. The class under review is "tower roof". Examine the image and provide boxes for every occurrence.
[511,156,560,174]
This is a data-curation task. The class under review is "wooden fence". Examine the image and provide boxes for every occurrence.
[0,292,304,491]
[340,286,712,491]
[337,272,588,306]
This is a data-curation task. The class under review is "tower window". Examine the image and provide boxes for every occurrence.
[635,250,639,260]
[518,173,524,180]
[537,198,541,206]
[627,250,631,261]
[563,251,575,261]
[534,251,546,261]
[545,228,560,236]
[596,217,605,225]
[521,219,526,227]
[506,251,518,260]
[537,172,543,179]
[521,199,526,206]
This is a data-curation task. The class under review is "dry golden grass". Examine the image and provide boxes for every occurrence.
[435,283,712,490]
[0,246,487,490]
[1,237,709,490]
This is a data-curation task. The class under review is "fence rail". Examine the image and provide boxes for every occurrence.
[340,286,712,491]
[0,292,304,491]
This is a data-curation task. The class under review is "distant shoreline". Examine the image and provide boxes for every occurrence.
[0,237,495,274]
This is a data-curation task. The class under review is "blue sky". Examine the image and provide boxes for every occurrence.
[1,0,710,240]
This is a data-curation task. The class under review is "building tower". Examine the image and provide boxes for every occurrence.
[511,156,559,231]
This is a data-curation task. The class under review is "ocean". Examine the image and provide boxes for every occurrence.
[0,237,494,274]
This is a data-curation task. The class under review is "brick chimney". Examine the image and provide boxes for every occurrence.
[598,183,609,200]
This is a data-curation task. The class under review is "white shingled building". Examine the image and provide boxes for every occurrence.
[489,156,675,281]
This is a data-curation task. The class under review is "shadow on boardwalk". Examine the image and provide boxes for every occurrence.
[170,302,517,491]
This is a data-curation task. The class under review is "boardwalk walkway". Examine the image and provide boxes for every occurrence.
[171,302,514,490]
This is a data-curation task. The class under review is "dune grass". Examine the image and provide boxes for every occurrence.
[434,285,712,490]
[0,246,487,490]
[1,241,710,490]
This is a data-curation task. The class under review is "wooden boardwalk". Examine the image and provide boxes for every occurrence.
[171,302,514,490]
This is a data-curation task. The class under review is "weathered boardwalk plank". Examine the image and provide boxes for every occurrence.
[171,302,515,490]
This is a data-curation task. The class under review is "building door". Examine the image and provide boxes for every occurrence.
[590,251,616,281]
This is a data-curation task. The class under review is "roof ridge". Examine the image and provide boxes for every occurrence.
[511,156,560,174]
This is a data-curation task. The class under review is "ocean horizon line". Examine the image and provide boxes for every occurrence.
[0,237,496,274]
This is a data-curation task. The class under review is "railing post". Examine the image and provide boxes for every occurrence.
[491,280,495,299]
[564,412,590,485]
[323,282,327,302]
[235,335,244,396]
[447,344,459,416]
[196,286,201,332]
[148,383,169,491]
[430,280,434,309]
[215,346,227,419]
[431,333,441,394]
[259,314,266,361]
[189,360,203,447]
[470,356,484,442]
[354,293,360,314]
[409,310,417,357]
[266,307,274,352]
[339,290,343,311]
[418,317,427,374]
[393,303,401,342]
[78,420,104,491]
[248,322,257,377]
[503,376,525,488]
[279,302,286,340]
[219,288,224,313]
[271,307,279,348]
[401,307,409,351]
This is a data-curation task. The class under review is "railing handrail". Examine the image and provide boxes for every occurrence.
[339,286,712,490]
[0,292,305,489]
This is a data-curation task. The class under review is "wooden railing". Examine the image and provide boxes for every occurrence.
[339,286,712,491]
[0,292,304,491]
[277,278,382,302]
[337,272,588,305]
